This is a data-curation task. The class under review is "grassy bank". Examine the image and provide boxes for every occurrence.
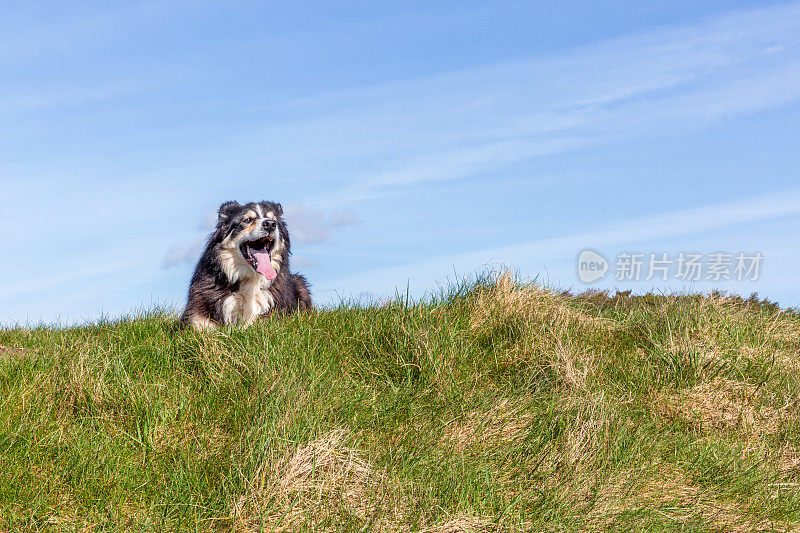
[1,273,799,531]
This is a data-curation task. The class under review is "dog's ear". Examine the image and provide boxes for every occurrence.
[217,201,241,223]
[260,201,283,217]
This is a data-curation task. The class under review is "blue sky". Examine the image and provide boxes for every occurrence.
[2,0,799,325]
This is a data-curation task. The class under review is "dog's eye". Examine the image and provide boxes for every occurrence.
[242,217,252,224]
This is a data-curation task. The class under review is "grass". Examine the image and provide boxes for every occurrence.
[1,271,799,531]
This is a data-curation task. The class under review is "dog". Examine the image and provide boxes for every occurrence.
[180,200,311,330]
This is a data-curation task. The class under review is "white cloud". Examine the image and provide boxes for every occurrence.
[284,205,360,244]
[162,237,205,270]
[162,210,217,270]
[196,209,218,231]
[291,255,319,270]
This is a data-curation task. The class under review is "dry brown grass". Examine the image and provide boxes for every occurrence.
[587,464,794,532]
[749,336,800,375]
[471,273,619,335]
[776,448,800,481]
[770,328,800,345]
[658,377,790,437]
[0,344,25,358]
[465,273,619,497]
[469,272,614,393]
[232,429,402,532]
[442,398,532,453]
[52,352,115,417]
[419,515,496,532]
[668,294,799,373]
[151,422,228,459]
[762,310,800,343]
[443,394,616,520]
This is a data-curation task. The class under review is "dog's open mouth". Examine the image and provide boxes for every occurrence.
[240,237,277,280]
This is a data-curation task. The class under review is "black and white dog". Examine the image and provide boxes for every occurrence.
[180,200,311,330]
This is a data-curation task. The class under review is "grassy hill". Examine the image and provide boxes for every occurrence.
[1,273,799,532]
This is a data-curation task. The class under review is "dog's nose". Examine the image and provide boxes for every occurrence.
[262,218,277,231]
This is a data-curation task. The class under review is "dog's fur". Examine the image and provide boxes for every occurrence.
[180,200,311,330]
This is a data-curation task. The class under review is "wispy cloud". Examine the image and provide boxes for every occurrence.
[65,1,793,210]
[0,1,188,68]
[7,2,798,203]
[161,209,217,269]
[114,1,788,208]
[292,255,319,270]
[300,3,800,204]
[316,186,800,299]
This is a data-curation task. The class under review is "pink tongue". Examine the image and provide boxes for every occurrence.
[252,250,277,280]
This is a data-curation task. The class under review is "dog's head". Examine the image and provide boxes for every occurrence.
[214,200,288,281]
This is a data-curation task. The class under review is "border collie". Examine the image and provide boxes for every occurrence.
[180,200,311,329]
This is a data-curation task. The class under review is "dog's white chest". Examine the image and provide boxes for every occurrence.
[221,277,274,325]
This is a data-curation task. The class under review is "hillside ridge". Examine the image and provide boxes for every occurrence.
[1,273,798,531]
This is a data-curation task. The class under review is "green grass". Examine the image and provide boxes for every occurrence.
[1,273,799,531]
